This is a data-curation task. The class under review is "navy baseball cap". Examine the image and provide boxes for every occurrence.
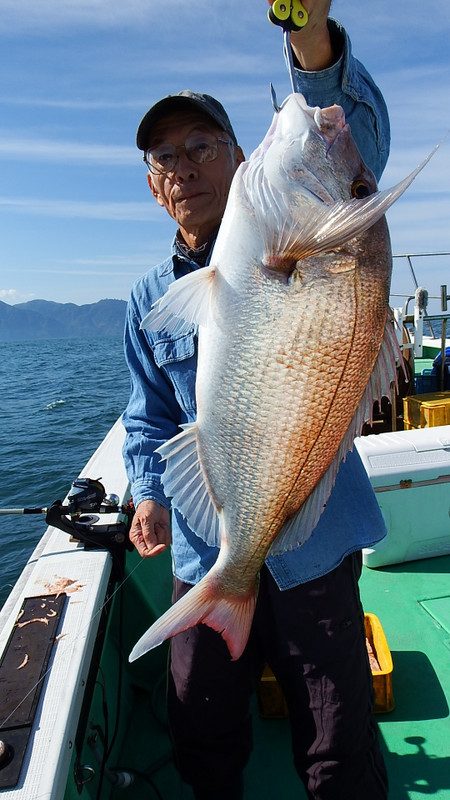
[136,90,238,150]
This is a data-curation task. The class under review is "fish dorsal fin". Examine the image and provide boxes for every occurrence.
[156,422,221,548]
[269,317,401,556]
[140,265,216,334]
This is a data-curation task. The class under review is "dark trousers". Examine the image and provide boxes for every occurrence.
[168,553,388,800]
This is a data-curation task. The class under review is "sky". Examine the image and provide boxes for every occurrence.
[1,0,449,315]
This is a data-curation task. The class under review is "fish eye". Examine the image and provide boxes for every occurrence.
[351,179,372,199]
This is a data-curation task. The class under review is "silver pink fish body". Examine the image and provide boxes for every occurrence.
[130,93,432,663]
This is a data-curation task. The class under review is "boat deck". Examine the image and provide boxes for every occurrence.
[83,551,450,800]
[360,555,450,800]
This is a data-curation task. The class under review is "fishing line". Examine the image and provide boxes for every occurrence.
[283,29,298,94]
[0,553,145,733]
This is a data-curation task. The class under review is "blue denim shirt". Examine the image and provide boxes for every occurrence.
[122,20,389,589]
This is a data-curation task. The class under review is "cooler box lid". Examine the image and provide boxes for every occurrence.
[355,426,450,567]
[354,425,450,489]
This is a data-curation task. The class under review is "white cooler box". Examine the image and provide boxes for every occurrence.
[354,425,450,568]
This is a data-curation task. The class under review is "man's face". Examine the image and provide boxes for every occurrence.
[146,110,244,245]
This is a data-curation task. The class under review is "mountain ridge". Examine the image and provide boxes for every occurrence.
[0,298,127,341]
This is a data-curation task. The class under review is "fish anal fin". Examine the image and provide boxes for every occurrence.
[129,571,258,662]
[269,461,338,556]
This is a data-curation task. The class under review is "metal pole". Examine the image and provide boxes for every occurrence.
[440,284,449,391]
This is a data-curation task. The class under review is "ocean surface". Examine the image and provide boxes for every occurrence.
[0,336,130,609]
[1,327,447,611]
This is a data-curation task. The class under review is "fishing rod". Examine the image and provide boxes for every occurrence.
[267,0,309,93]
[0,477,134,575]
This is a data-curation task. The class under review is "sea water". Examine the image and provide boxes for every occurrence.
[0,337,130,609]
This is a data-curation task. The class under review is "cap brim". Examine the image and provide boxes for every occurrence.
[136,95,234,150]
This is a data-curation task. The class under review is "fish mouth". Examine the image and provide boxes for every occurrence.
[313,105,347,147]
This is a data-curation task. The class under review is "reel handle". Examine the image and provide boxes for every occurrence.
[268,0,309,32]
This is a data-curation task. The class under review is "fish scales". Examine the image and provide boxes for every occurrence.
[130,93,435,663]
[201,269,363,542]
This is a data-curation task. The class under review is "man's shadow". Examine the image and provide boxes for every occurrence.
[382,737,450,797]
[379,649,450,797]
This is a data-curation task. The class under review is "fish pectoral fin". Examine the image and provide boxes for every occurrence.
[129,571,258,662]
[140,265,216,333]
[264,147,437,263]
[156,422,221,548]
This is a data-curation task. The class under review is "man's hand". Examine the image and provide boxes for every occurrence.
[290,0,333,70]
[268,1,334,71]
[129,500,171,558]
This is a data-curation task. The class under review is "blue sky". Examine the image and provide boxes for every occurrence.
[1,0,449,314]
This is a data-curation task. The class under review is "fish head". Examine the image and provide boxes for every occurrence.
[241,92,433,273]
[261,93,377,206]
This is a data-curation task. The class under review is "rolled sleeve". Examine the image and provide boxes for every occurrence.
[295,19,390,180]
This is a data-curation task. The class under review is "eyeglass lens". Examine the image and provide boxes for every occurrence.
[146,132,224,174]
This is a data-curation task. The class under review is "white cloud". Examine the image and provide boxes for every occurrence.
[380,148,450,197]
[0,288,35,303]
[0,195,155,221]
[0,96,146,110]
[336,0,450,40]
[0,135,136,165]
[63,254,153,267]
[0,0,214,33]
[0,288,19,300]
[2,0,449,36]
[0,82,272,116]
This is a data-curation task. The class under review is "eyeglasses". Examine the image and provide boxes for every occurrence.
[144,132,232,175]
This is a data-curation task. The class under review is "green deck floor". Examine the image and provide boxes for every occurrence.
[69,551,450,800]
[245,555,450,798]
[360,555,450,800]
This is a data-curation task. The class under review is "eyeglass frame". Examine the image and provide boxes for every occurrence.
[143,132,234,175]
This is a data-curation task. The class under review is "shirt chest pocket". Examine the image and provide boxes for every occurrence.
[152,331,198,417]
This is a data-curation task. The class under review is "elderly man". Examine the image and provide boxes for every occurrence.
[123,3,390,798]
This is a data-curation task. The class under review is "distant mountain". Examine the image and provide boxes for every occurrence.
[0,299,127,342]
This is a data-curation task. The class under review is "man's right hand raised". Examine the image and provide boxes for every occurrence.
[129,499,171,558]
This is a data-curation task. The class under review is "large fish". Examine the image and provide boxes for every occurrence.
[129,92,433,663]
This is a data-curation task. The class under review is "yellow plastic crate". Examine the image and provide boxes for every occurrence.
[364,612,394,713]
[257,664,288,719]
[403,391,450,429]
[257,613,394,718]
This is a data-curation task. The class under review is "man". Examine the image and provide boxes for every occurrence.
[123,2,390,798]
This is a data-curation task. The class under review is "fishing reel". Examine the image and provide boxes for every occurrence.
[0,478,135,579]
[45,478,134,559]
[66,477,108,514]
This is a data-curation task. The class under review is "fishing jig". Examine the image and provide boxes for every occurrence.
[267,0,308,106]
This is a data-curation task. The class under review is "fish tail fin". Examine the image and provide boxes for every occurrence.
[129,571,257,662]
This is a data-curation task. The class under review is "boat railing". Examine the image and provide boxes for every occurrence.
[390,252,449,390]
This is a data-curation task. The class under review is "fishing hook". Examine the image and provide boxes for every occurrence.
[270,82,282,112]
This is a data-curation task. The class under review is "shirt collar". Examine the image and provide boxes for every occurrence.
[159,230,218,276]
